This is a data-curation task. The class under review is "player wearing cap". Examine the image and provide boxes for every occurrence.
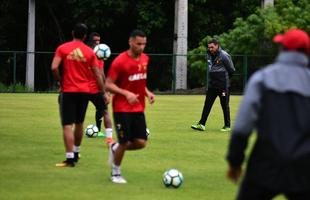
[226,28,310,199]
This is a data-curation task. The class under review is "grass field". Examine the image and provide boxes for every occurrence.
[0,94,285,200]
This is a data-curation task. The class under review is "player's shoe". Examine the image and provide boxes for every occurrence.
[97,132,105,138]
[111,175,127,184]
[108,143,116,166]
[220,126,231,132]
[105,137,114,145]
[55,159,75,167]
[191,123,206,131]
[73,152,80,163]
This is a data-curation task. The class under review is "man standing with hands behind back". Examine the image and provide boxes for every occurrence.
[191,39,235,132]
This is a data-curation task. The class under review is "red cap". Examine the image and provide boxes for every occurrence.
[273,29,310,54]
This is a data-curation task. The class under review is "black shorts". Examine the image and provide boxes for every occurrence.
[58,93,89,125]
[88,92,107,112]
[113,112,148,144]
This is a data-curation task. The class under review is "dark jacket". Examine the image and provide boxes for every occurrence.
[207,48,235,89]
[227,51,310,192]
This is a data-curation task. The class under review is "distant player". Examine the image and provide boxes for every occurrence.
[106,29,155,183]
[87,32,114,144]
[191,39,235,132]
[51,23,105,167]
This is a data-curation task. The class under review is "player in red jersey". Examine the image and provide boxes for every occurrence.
[106,29,155,183]
[87,32,114,144]
[51,23,105,167]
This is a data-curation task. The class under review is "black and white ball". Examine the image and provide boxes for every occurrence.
[85,124,99,137]
[163,169,184,188]
[93,44,111,60]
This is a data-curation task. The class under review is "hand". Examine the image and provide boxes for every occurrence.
[147,91,155,104]
[227,165,242,183]
[104,92,111,104]
[125,91,140,105]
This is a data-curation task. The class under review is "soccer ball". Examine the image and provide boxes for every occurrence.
[93,43,111,60]
[85,124,99,137]
[162,169,184,188]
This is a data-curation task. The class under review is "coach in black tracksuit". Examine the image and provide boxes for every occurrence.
[192,39,235,131]
[226,29,310,200]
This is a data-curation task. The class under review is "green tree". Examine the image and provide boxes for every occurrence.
[188,0,310,89]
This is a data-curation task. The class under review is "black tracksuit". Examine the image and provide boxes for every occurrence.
[227,51,310,199]
[199,48,235,127]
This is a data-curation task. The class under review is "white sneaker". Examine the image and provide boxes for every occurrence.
[111,175,127,184]
[108,143,115,166]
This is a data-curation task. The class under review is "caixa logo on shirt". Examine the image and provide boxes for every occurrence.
[128,73,147,81]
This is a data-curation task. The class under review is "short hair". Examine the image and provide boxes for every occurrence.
[89,32,100,38]
[73,23,88,39]
[208,39,219,45]
[130,29,146,38]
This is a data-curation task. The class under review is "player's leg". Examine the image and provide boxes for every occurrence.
[126,112,147,150]
[72,93,89,162]
[191,88,217,131]
[237,178,278,200]
[56,93,76,167]
[103,108,114,144]
[219,88,231,131]
[89,93,104,133]
[109,112,131,184]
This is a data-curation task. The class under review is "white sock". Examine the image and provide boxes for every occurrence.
[66,152,74,159]
[105,128,113,138]
[112,163,121,175]
[112,143,119,152]
[73,145,80,153]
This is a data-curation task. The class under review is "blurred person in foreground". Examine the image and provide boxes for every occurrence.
[226,28,310,200]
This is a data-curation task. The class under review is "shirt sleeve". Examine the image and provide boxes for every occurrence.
[54,46,63,59]
[222,53,235,76]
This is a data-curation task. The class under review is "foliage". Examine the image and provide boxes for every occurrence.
[188,0,310,88]
[0,82,32,93]
[0,0,260,91]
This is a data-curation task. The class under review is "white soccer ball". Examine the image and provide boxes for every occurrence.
[93,43,111,60]
[85,124,99,137]
[163,169,184,188]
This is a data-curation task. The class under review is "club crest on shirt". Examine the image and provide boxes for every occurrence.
[138,63,148,71]
[216,59,221,65]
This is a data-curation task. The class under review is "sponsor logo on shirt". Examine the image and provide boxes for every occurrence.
[128,73,147,81]
[67,48,86,62]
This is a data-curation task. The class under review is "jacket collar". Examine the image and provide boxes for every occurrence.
[276,51,309,67]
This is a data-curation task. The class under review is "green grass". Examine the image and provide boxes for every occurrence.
[0,94,285,200]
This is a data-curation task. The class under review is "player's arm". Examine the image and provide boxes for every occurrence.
[106,77,139,105]
[51,56,62,83]
[91,66,105,92]
[226,72,263,183]
[222,54,235,77]
[145,87,155,104]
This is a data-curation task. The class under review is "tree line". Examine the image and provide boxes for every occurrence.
[0,0,308,91]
